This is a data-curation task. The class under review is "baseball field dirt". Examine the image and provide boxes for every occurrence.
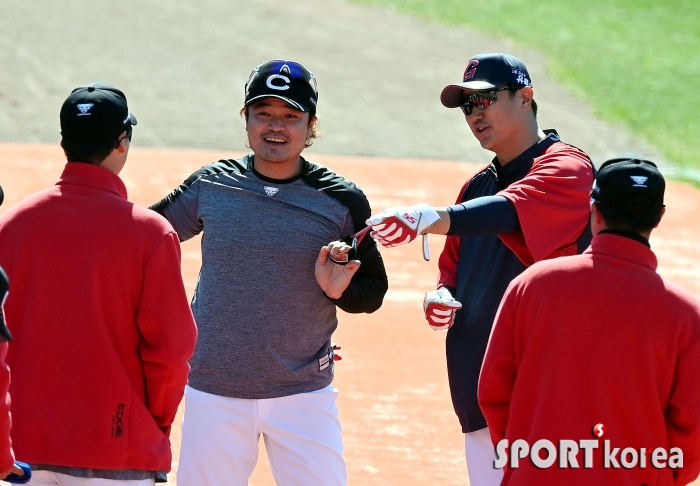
[0,143,698,485]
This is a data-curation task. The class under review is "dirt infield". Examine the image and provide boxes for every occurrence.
[1,0,669,172]
[1,143,699,485]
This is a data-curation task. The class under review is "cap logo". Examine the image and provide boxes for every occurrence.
[266,74,290,91]
[630,175,648,187]
[76,103,94,116]
[264,186,280,197]
[463,60,479,81]
[513,69,531,86]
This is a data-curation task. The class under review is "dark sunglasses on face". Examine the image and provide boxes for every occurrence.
[460,86,514,116]
[246,60,318,95]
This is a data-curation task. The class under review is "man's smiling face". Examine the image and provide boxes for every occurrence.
[246,97,312,169]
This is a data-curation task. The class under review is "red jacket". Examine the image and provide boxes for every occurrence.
[0,162,197,472]
[0,342,13,473]
[479,234,700,485]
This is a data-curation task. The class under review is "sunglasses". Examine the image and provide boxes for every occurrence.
[246,60,318,96]
[460,86,514,116]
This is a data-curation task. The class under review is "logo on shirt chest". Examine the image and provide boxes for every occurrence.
[264,186,280,197]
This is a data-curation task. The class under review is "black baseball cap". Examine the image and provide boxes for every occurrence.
[60,83,137,143]
[441,53,533,108]
[244,60,318,114]
[591,155,665,224]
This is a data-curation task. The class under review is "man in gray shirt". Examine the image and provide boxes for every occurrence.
[151,59,388,486]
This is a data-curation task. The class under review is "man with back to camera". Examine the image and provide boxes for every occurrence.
[0,186,31,482]
[150,59,388,486]
[366,53,595,484]
[479,156,700,485]
[0,83,198,485]
[0,185,30,484]
[0,270,30,484]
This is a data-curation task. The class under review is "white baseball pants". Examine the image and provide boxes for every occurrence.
[465,427,504,486]
[26,471,154,486]
[177,385,346,486]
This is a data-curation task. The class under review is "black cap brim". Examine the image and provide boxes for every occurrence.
[245,94,311,113]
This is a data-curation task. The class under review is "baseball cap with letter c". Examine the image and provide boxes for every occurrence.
[244,60,318,115]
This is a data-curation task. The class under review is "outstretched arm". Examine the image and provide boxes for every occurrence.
[367,196,519,248]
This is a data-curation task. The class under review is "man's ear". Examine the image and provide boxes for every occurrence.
[115,131,128,154]
[653,207,666,228]
[520,87,534,110]
[307,115,317,135]
[590,202,606,235]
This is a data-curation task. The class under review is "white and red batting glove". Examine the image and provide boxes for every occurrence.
[366,203,440,248]
[423,287,462,331]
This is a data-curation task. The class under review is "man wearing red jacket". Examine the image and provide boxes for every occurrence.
[0,83,197,485]
[0,266,28,483]
[479,156,700,485]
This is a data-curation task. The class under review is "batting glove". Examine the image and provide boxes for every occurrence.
[423,287,462,331]
[366,203,440,248]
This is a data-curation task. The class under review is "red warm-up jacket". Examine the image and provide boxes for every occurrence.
[0,341,13,474]
[479,233,700,485]
[0,162,197,472]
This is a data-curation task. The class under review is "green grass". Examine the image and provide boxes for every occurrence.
[351,0,700,171]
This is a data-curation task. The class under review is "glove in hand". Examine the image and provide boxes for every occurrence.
[366,203,440,248]
[423,287,462,330]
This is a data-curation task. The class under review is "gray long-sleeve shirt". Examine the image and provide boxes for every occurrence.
[151,154,387,398]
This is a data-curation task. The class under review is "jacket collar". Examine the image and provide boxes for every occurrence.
[491,130,560,188]
[57,162,127,199]
[585,232,657,271]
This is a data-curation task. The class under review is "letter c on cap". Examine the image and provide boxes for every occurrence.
[266,74,290,91]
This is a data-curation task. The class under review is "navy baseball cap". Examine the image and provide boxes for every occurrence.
[591,155,665,225]
[60,83,137,144]
[441,53,533,108]
[244,60,318,114]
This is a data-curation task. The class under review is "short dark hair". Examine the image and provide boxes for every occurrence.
[61,136,119,165]
[507,86,537,118]
[594,202,661,233]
